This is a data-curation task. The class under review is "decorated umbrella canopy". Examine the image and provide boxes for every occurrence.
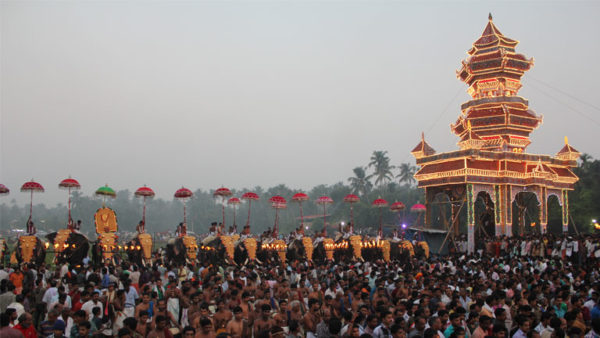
[411,203,426,227]
[227,197,241,230]
[213,187,233,227]
[390,201,406,229]
[21,180,45,222]
[95,184,116,206]
[372,198,389,238]
[343,194,360,233]
[316,196,333,233]
[0,184,10,195]
[269,195,287,237]
[134,185,155,225]
[291,193,309,229]
[59,177,81,224]
[174,187,193,224]
[241,192,259,228]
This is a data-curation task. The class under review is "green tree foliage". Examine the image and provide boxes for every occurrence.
[367,151,395,188]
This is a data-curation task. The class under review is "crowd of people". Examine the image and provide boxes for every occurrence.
[1,233,600,338]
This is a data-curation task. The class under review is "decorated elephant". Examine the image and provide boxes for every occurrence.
[166,235,198,265]
[11,235,46,266]
[286,238,307,262]
[92,233,120,266]
[125,233,153,266]
[233,237,258,265]
[46,229,90,266]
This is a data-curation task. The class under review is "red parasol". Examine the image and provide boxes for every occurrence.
[241,192,259,228]
[292,193,309,229]
[372,198,388,237]
[269,195,287,237]
[21,179,45,225]
[411,203,426,227]
[411,203,426,212]
[316,196,333,234]
[390,201,406,231]
[390,201,405,212]
[213,187,233,227]
[343,194,360,233]
[59,177,81,225]
[0,184,10,195]
[228,197,241,230]
[135,185,155,225]
[174,187,193,224]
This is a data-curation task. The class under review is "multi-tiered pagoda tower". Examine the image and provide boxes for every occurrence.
[412,14,580,253]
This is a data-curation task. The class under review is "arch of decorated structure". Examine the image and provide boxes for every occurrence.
[411,15,580,253]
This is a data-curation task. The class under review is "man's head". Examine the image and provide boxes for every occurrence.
[200,318,213,334]
[479,315,492,330]
[182,326,196,338]
[78,321,91,337]
[415,316,427,331]
[52,320,66,338]
[123,317,138,331]
[17,313,33,328]
[381,310,393,328]
[155,315,167,330]
[233,306,243,320]
[449,313,461,328]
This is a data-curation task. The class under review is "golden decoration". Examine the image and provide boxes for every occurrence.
[244,238,257,260]
[19,236,38,263]
[98,233,118,260]
[273,239,287,264]
[138,233,153,259]
[400,240,415,257]
[302,237,314,261]
[54,229,71,253]
[381,240,391,262]
[220,236,235,260]
[182,235,198,260]
[349,235,363,259]
[323,238,334,261]
[94,207,118,233]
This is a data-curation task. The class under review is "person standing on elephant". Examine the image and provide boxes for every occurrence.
[136,221,145,234]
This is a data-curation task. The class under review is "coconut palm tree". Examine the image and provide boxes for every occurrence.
[397,163,417,186]
[348,167,372,196]
[367,151,395,187]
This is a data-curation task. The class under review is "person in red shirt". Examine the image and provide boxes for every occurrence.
[14,313,36,338]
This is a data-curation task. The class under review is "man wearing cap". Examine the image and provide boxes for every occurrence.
[48,320,66,338]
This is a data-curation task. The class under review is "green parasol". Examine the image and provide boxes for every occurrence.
[95,184,116,206]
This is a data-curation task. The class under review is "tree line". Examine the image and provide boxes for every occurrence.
[1,151,598,236]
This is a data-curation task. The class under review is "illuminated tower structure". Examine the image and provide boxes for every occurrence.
[411,15,580,253]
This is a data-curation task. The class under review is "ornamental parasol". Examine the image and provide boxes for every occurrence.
[269,195,287,237]
[411,203,426,227]
[0,184,10,195]
[316,196,333,234]
[174,187,193,224]
[213,187,233,227]
[59,177,81,225]
[95,184,116,206]
[134,185,155,224]
[21,180,45,221]
[292,193,309,229]
[241,192,259,228]
[343,194,360,233]
[372,198,388,238]
[227,197,241,230]
[390,201,406,230]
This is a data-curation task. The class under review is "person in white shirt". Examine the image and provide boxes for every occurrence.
[81,291,103,321]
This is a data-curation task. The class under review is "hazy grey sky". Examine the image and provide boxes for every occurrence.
[2,1,599,206]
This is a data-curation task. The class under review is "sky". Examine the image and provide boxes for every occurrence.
[1,1,599,206]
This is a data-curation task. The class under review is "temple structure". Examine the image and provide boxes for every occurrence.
[411,14,580,253]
